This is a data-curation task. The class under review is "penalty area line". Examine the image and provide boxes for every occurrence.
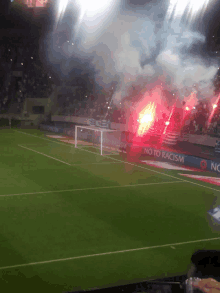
[0,181,182,197]
[71,162,123,166]
[18,145,71,166]
[18,145,124,167]
[0,237,219,271]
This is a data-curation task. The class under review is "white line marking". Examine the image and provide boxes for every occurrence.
[18,145,123,167]
[0,237,219,271]
[78,146,119,155]
[76,147,220,192]
[15,130,68,146]
[72,162,123,166]
[7,130,220,271]
[18,145,71,166]
[0,181,182,197]
[103,153,120,156]
[78,145,98,148]
[15,130,220,192]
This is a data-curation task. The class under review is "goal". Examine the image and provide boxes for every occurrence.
[74,125,121,155]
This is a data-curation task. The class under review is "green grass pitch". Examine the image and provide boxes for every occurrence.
[0,128,220,293]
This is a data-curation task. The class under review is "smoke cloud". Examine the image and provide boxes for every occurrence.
[47,0,219,107]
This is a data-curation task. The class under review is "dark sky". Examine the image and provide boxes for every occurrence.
[0,0,10,17]
[203,0,220,41]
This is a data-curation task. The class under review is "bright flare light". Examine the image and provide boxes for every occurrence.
[166,0,210,23]
[137,102,156,136]
[185,106,189,111]
[165,121,170,126]
[141,114,153,123]
[207,95,220,129]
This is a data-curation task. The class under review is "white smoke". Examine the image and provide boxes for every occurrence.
[52,0,218,107]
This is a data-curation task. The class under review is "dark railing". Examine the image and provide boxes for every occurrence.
[63,275,187,293]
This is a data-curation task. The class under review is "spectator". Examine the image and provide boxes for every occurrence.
[193,278,220,293]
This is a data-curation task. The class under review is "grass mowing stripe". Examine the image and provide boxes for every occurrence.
[15,129,220,192]
[0,237,219,271]
[18,145,71,166]
[0,181,183,197]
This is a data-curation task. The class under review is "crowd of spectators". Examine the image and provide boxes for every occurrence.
[56,92,127,123]
[0,36,220,138]
[56,93,220,137]
[181,100,220,136]
[0,36,54,114]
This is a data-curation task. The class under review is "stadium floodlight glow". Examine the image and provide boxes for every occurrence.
[213,104,217,109]
[55,0,69,28]
[55,0,118,40]
[166,0,210,23]
[75,0,115,18]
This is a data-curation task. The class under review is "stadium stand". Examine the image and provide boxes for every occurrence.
[1,35,218,134]
[0,37,53,115]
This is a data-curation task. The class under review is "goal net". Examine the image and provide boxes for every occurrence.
[74,125,122,155]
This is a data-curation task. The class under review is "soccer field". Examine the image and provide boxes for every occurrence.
[0,128,220,293]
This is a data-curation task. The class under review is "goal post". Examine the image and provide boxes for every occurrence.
[75,125,122,155]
